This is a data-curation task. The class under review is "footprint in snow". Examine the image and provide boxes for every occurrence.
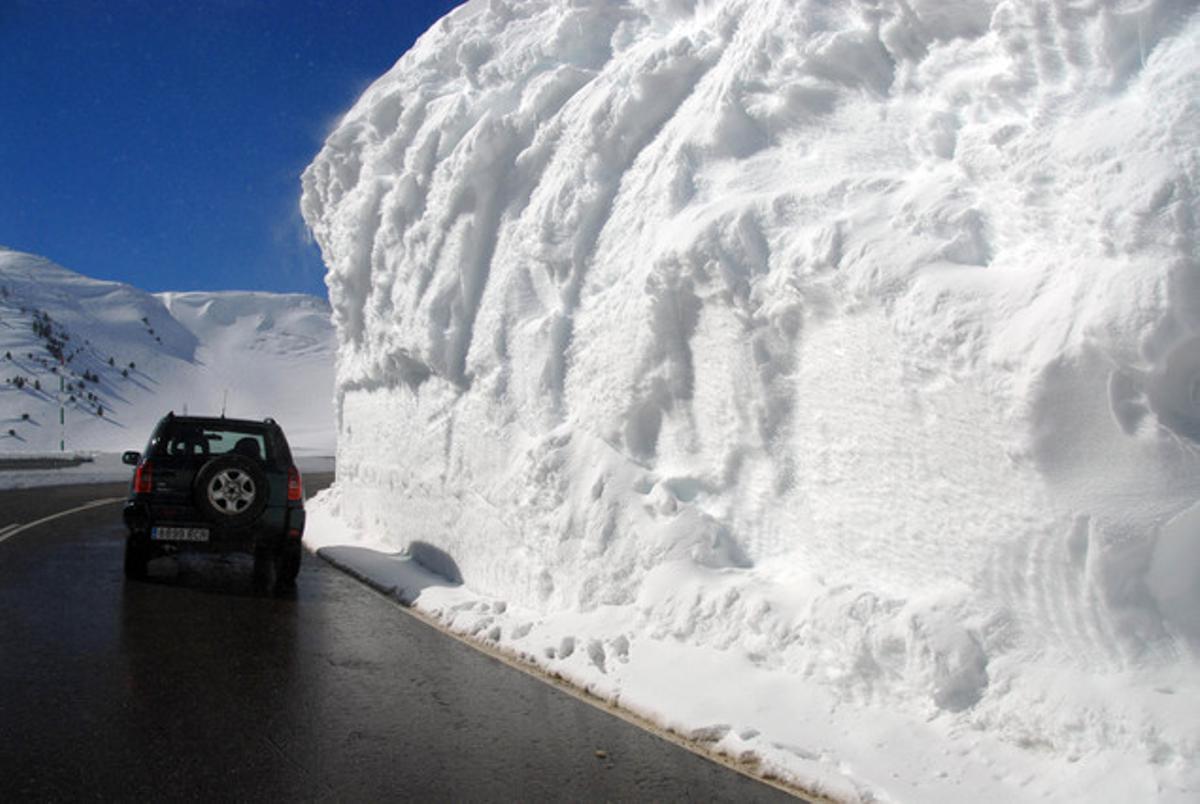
[587,639,606,673]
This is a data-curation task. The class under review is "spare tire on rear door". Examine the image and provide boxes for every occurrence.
[194,453,269,527]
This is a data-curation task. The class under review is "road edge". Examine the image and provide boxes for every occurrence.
[315,545,840,804]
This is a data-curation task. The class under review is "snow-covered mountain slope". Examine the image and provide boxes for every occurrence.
[302,1,1200,800]
[157,291,337,450]
[0,248,335,453]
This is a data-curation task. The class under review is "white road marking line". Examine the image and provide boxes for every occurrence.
[0,523,18,538]
[0,498,124,545]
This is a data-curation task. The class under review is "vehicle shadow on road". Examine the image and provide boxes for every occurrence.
[135,553,296,600]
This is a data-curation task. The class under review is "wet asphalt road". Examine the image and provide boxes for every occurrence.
[0,478,797,802]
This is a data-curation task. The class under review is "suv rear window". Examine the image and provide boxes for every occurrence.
[154,422,271,463]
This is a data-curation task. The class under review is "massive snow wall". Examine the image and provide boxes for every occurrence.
[304,0,1199,792]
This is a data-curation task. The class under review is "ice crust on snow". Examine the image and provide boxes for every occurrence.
[303,1,1200,799]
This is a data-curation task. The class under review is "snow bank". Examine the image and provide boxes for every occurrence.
[303,1,1200,799]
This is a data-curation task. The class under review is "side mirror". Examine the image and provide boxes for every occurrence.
[122,451,141,466]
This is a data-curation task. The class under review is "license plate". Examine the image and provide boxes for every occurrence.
[151,526,209,542]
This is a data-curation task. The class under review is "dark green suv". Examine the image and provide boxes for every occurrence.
[122,413,306,592]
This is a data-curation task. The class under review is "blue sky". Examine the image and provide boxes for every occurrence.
[0,0,462,298]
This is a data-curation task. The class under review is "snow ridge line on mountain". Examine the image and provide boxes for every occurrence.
[0,247,336,453]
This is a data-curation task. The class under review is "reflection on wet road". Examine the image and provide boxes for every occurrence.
[0,479,795,801]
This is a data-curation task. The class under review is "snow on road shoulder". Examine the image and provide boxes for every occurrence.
[304,1,1200,801]
[0,452,132,490]
[308,481,1200,802]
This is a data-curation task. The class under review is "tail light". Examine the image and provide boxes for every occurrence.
[287,465,304,504]
[133,460,153,494]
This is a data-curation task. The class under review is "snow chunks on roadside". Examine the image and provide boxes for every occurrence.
[303,0,1200,796]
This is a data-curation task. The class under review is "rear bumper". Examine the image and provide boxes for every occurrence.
[124,500,305,553]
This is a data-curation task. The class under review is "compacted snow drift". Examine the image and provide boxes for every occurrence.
[302,1,1200,800]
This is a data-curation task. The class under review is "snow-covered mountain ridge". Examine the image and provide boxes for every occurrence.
[0,248,335,453]
[303,1,1199,800]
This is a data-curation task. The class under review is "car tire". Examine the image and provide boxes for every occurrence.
[124,533,149,580]
[194,454,269,527]
[274,542,301,592]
